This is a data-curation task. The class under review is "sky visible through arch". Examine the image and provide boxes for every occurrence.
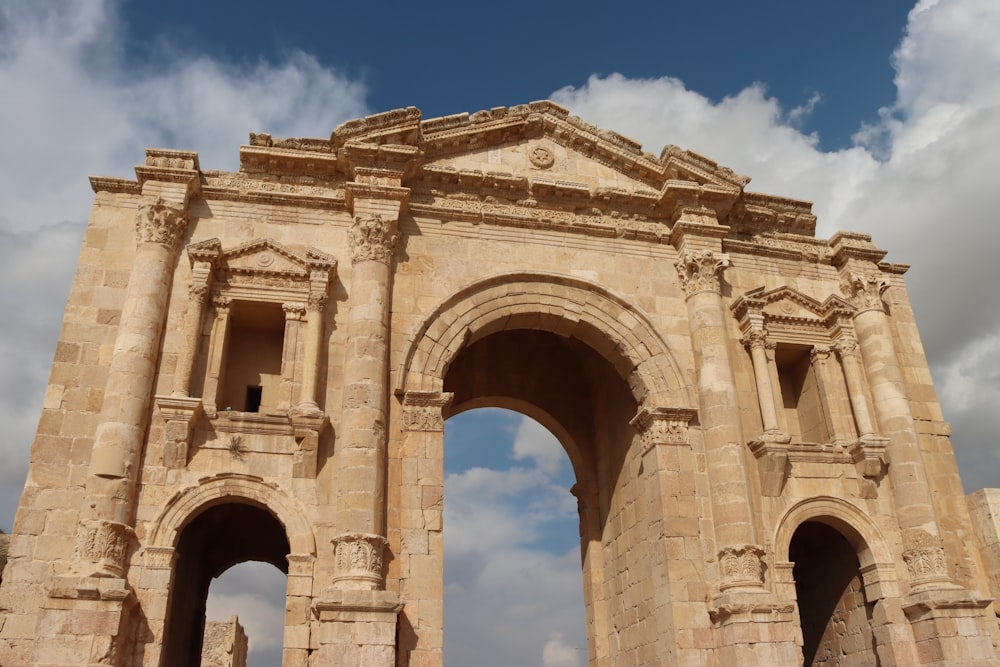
[2,0,1000,665]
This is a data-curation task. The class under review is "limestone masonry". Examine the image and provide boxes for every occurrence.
[1,101,999,666]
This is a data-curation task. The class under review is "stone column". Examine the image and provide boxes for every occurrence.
[846,270,950,587]
[834,333,889,497]
[675,246,799,663]
[171,240,220,397]
[834,333,876,438]
[293,265,335,414]
[334,213,399,586]
[201,296,232,415]
[742,326,784,437]
[743,322,791,496]
[81,197,189,575]
[674,249,762,572]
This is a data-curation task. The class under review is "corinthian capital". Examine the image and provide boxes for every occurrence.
[674,250,730,297]
[349,214,398,264]
[846,270,889,313]
[135,197,189,248]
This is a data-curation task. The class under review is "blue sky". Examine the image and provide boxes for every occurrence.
[2,1,1000,666]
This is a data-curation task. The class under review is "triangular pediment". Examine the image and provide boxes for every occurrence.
[732,286,855,326]
[221,239,335,278]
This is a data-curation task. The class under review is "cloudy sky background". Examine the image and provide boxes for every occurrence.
[2,0,999,665]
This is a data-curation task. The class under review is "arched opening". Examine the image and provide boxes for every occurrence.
[443,408,586,666]
[789,521,879,666]
[161,502,290,666]
[441,328,642,666]
[204,561,287,666]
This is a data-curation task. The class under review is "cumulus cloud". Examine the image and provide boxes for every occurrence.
[512,414,568,476]
[206,562,287,664]
[551,0,1000,491]
[0,0,369,530]
[543,631,583,667]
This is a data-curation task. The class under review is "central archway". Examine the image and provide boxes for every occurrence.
[394,273,696,667]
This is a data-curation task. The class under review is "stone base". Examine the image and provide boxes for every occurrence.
[312,589,403,667]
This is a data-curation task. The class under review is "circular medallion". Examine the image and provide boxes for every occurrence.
[256,252,275,268]
[529,144,555,169]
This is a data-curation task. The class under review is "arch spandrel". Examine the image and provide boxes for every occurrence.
[147,472,316,556]
[396,271,695,411]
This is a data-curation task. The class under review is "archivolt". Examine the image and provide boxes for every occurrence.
[147,472,316,556]
[396,271,694,409]
[774,496,893,570]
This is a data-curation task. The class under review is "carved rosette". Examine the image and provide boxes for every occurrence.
[846,271,889,313]
[75,519,133,577]
[902,546,949,583]
[349,214,398,264]
[402,391,454,432]
[135,197,189,249]
[718,544,766,590]
[631,406,695,453]
[332,533,387,589]
[674,250,731,297]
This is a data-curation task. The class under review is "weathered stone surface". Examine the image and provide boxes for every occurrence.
[0,103,998,666]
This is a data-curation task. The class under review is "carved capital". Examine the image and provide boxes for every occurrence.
[810,345,833,363]
[306,291,327,313]
[332,533,387,589]
[740,327,768,351]
[834,334,858,356]
[846,271,889,313]
[718,544,766,590]
[75,519,133,578]
[135,197,188,248]
[630,406,696,452]
[402,391,454,432]
[349,214,398,264]
[283,302,306,320]
[212,295,231,312]
[674,250,730,297]
[189,281,210,304]
[902,546,949,584]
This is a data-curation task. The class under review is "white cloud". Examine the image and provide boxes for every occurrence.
[511,415,567,476]
[551,0,1000,492]
[543,631,583,667]
[0,0,369,530]
[206,562,287,660]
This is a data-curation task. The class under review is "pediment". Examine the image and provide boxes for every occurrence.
[219,239,336,278]
[732,286,855,326]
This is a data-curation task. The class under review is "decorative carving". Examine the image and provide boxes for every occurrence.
[402,391,454,432]
[189,281,210,304]
[718,544,766,590]
[283,302,306,320]
[630,406,696,452]
[847,271,890,313]
[529,144,555,169]
[135,197,188,248]
[834,334,858,356]
[211,295,231,310]
[674,250,730,296]
[75,520,133,577]
[332,533,387,588]
[306,291,327,313]
[809,345,833,363]
[349,214,398,264]
[902,546,949,582]
[740,327,768,350]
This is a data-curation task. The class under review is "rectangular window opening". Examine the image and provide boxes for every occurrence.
[775,345,830,445]
[245,386,263,413]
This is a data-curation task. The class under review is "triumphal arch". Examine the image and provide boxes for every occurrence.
[3,101,1000,666]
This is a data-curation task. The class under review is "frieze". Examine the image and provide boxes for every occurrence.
[349,215,398,264]
[135,197,188,249]
[718,544,766,590]
[631,406,696,452]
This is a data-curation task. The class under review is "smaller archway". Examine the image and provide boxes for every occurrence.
[789,521,878,666]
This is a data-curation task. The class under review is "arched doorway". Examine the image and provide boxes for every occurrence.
[789,521,878,666]
[161,502,290,666]
[443,408,586,666]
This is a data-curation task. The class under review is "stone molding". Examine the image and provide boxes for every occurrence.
[349,214,398,264]
[674,249,730,296]
[401,391,454,432]
[902,546,949,584]
[630,406,697,453]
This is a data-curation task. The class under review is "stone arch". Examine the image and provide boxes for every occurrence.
[396,271,694,410]
[774,496,893,572]
[147,472,316,556]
